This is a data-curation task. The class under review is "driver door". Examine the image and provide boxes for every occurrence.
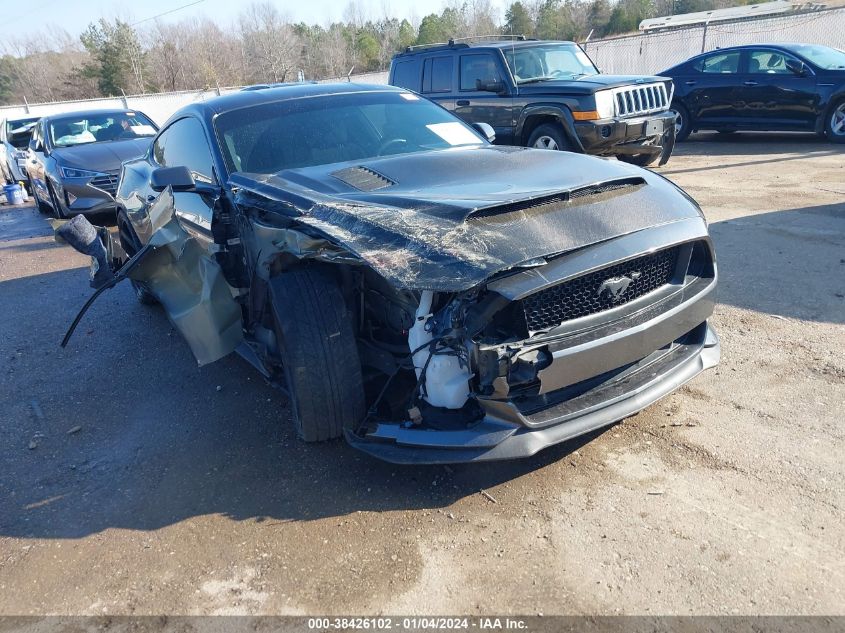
[129,116,244,366]
[453,52,515,145]
[735,48,819,130]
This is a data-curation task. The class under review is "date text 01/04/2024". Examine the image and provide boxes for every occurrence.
[306,617,529,630]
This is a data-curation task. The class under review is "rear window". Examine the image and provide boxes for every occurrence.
[391,60,420,91]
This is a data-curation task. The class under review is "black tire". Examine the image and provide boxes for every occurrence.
[825,98,845,144]
[670,102,692,142]
[526,123,572,151]
[35,187,51,214]
[616,153,659,167]
[47,182,65,219]
[269,267,366,442]
[117,212,157,305]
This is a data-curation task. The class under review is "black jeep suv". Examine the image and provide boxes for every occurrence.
[389,38,677,166]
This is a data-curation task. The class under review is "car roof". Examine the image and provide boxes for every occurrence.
[393,39,576,58]
[42,108,150,121]
[681,43,823,62]
[174,82,408,119]
[484,39,576,50]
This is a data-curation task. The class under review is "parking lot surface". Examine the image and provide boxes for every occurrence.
[0,133,843,615]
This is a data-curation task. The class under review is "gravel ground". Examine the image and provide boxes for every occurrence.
[0,132,842,616]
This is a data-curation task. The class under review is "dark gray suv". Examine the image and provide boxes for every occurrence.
[390,37,677,166]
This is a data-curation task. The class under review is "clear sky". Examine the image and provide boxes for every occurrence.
[3,0,501,41]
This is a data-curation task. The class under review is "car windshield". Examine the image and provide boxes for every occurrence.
[6,117,39,149]
[789,44,845,70]
[504,43,599,84]
[214,91,486,174]
[49,111,157,148]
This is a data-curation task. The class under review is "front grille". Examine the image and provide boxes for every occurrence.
[614,83,669,118]
[90,173,118,195]
[520,246,680,332]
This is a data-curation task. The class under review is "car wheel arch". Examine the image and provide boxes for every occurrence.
[822,93,845,141]
[517,105,583,152]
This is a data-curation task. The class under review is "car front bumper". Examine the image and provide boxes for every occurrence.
[574,110,676,165]
[347,216,716,464]
[346,322,718,464]
[56,174,118,215]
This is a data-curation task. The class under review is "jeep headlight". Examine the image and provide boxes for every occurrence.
[594,90,616,119]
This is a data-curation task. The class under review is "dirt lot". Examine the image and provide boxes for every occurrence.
[0,133,843,616]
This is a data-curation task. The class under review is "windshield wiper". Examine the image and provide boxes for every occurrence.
[517,76,556,84]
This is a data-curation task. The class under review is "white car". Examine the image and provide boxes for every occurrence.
[1,115,40,187]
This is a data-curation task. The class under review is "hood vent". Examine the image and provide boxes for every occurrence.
[331,166,396,191]
[470,177,645,220]
[569,177,645,200]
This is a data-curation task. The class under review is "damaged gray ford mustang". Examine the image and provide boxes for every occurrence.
[59,83,719,464]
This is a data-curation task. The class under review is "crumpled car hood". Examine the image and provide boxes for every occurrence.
[231,146,704,291]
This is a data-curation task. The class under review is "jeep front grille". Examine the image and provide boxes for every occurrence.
[90,173,118,195]
[519,246,680,332]
[614,83,669,118]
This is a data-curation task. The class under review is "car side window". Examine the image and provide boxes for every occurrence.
[154,117,216,184]
[152,128,168,165]
[460,53,503,90]
[747,49,795,74]
[392,59,420,91]
[422,56,453,93]
[32,123,43,149]
[694,51,741,74]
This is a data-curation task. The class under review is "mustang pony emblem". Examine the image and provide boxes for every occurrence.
[598,271,641,302]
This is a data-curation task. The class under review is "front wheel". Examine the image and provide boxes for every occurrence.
[47,182,64,219]
[669,103,692,142]
[35,186,51,214]
[825,99,845,144]
[527,123,571,151]
[269,267,366,442]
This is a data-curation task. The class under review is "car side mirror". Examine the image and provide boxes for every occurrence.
[476,78,506,94]
[29,138,43,153]
[471,122,496,143]
[785,59,807,76]
[150,166,196,192]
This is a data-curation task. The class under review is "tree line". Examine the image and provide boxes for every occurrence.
[0,0,767,106]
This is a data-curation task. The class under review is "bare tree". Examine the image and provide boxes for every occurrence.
[238,2,300,84]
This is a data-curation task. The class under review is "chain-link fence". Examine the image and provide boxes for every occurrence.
[583,6,845,75]
[0,72,390,125]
